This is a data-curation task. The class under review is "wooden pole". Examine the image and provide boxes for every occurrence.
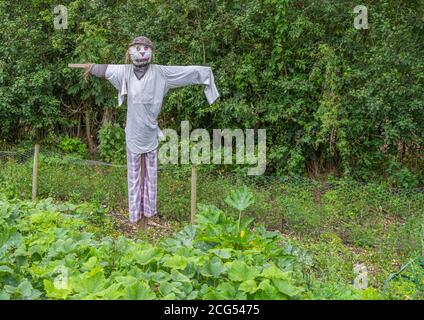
[32,144,40,201]
[139,153,147,230]
[190,47,204,224]
[68,63,91,68]
[191,164,197,224]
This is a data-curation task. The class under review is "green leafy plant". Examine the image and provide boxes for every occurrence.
[0,169,422,300]
[58,136,87,157]
[225,185,254,232]
[386,161,419,189]
[0,193,321,300]
[98,123,125,164]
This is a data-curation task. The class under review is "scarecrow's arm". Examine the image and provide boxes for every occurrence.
[68,63,108,78]
[69,63,129,106]
[68,64,92,68]
[158,65,220,105]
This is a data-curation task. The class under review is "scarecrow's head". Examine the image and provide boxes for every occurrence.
[126,36,154,66]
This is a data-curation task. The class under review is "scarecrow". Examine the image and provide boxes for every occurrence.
[69,36,219,229]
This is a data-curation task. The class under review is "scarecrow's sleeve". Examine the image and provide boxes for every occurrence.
[158,65,220,105]
[89,64,108,78]
[93,64,129,106]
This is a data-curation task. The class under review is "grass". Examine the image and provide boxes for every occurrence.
[0,149,423,299]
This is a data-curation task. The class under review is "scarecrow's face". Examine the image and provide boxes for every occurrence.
[128,44,153,66]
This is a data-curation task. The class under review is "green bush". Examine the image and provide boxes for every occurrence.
[386,161,419,189]
[0,0,422,182]
[98,123,126,164]
[383,258,424,300]
[58,136,88,158]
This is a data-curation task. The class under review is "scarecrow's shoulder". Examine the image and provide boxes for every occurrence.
[105,64,132,77]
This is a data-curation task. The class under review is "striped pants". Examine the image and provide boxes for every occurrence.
[126,146,158,223]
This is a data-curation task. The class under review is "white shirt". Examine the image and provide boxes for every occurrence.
[105,64,220,154]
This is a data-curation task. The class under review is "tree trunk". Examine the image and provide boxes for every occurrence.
[85,109,96,154]
[77,114,81,139]
[101,107,114,126]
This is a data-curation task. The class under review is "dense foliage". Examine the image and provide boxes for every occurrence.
[0,194,312,299]
[3,191,416,300]
[1,153,423,300]
[1,187,422,300]
[0,0,423,183]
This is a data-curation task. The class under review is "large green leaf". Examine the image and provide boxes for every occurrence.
[254,279,288,300]
[0,265,13,275]
[17,280,42,299]
[44,279,72,300]
[99,283,124,300]
[216,282,237,299]
[228,261,259,282]
[261,264,291,280]
[135,247,163,265]
[272,279,304,298]
[209,248,233,259]
[124,282,156,300]
[162,255,188,270]
[239,280,258,294]
[71,268,106,294]
[159,280,185,298]
[200,257,226,278]
[225,186,255,212]
[0,292,10,300]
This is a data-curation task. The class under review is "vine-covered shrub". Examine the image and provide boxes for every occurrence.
[58,136,88,158]
[0,0,422,184]
[98,123,126,164]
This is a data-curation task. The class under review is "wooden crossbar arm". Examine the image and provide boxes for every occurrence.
[68,63,92,68]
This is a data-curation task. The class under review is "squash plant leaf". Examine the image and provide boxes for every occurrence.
[124,282,156,300]
[228,261,259,282]
[225,186,254,212]
[272,279,304,298]
[239,279,258,294]
[200,257,226,278]
[163,255,188,270]
[135,247,163,266]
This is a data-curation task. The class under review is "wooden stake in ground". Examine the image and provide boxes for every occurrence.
[191,164,197,224]
[138,153,148,230]
[32,144,40,201]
